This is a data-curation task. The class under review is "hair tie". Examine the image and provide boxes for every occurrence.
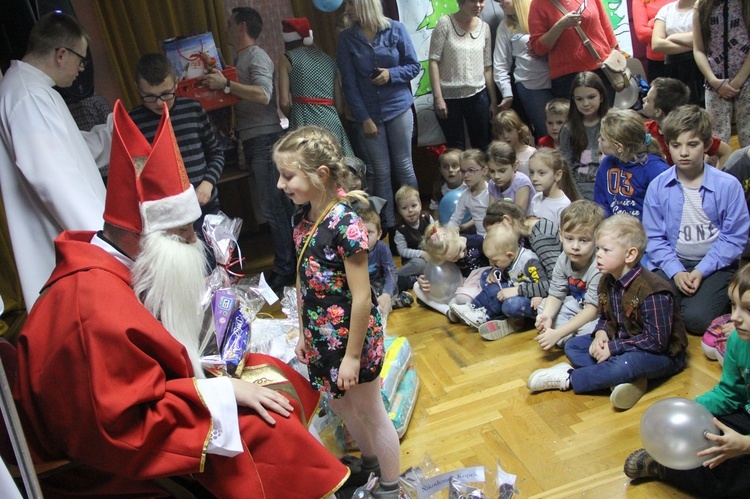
[426,144,448,160]
[337,188,346,198]
[644,133,652,146]
[429,226,445,242]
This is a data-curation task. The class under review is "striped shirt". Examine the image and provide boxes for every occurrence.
[129,97,224,206]
[521,217,562,297]
[676,186,718,261]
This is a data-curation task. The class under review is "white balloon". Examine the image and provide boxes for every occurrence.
[640,397,720,470]
[422,261,462,304]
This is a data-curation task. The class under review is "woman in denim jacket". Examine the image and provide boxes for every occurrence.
[337,0,421,232]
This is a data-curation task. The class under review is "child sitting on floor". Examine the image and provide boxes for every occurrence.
[643,105,749,334]
[534,200,603,350]
[449,225,548,341]
[528,148,580,226]
[491,109,537,176]
[393,185,433,292]
[359,208,414,313]
[487,141,533,213]
[413,222,488,317]
[594,108,668,219]
[623,263,750,495]
[528,214,688,410]
[428,146,466,222]
[537,98,569,149]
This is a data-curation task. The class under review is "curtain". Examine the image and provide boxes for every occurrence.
[94,0,229,110]
[0,190,26,341]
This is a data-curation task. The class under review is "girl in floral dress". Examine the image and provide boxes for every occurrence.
[273,125,401,498]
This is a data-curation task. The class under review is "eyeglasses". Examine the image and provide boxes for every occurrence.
[57,47,88,69]
[460,167,483,176]
[139,91,177,103]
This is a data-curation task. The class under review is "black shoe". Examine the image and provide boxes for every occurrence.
[266,272,296,294]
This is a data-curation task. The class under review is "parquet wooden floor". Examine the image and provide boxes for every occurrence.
[384,301,717,498]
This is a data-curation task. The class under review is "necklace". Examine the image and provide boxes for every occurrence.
[449,15,481,39]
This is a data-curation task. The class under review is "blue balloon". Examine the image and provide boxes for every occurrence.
[438,188,470,225]
[313,0,343,12]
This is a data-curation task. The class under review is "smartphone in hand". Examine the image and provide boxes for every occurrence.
[369,68,383,79]
[574,0,587,14]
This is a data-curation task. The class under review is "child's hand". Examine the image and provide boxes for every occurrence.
[377,294,392,317]
[674,271,698,296]
[534,328,560,351]
[688,268,703,290]
[417,275,430,292]
[486,270,499,285]
[588,330,609,357]
[337,356,360,391]
[497,287,518,302]
[535,314,552,332]
[295,335,308,365]
[591,339,611,363]
[721,321,735,336]
[698,418,750,468]
[530,297,543,310]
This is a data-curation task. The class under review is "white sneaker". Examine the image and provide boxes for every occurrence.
[446,307,460,323]
[449,303,487,328]
[527,362,572,392]
[610,378,648,410]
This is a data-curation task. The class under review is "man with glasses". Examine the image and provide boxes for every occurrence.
[0,11,110,312]
[129,53,224,267]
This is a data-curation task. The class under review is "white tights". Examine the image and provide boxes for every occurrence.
[329,379,401,482]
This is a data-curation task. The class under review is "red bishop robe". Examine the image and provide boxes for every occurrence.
[10,231,348,498]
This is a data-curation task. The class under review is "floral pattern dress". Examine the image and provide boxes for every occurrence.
[293,201,384,398]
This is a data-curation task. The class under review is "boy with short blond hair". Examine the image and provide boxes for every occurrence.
[537,98,569,149]
[449,225,548,340]
[643,105,750,334]
[528,214,688,409]
[533,201,603,350]
[393,185,433,292]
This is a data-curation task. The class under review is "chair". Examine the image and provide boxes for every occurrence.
[0,338,197,498]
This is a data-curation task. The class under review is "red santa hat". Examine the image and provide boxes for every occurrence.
[104,100,201,234]
[282,18,313,46]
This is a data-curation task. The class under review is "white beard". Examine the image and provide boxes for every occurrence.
[132,231,207,379]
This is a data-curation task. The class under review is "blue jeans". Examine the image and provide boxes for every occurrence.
[564,334,686,393]
[242,131,295,276]
[471,269,536,320]
[438,89,491,151]
[514,82,553,140]
[358,108,418,229]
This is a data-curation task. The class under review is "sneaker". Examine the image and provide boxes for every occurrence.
[391,291,414,309]
[527,362,572,392]
[623,448,665,480]
[701,314,732,360]
[610,378,648,410]
[449,303,487,328]
[446,307,460,323]
[478,319,513,341]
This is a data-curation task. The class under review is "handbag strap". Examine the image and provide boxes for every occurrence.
[296,198,342,274]
[549,0,601,61]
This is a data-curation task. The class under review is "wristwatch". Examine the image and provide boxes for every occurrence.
[223,79,231,94]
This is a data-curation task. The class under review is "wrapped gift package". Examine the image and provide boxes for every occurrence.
[163,32,240,111]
